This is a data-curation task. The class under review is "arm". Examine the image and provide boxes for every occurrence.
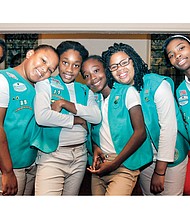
[88,87,146,175]
[34,80,74,128]
[51,88,101,124]
[87,141,105,171]
[51,99,77,114]
[150,80,177,194]
[88,105,146,176]
[75,90,101,124]
[0,108,18,195]
[52,87,101,124]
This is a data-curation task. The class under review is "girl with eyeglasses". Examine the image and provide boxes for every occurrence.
[102,42,189,196]
[81,55,152,195]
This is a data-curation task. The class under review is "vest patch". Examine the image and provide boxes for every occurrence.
[50,78,64,90]
[114,96,119,104]
[179,90,187,96]
[144,89,150,102]
[178,95,188,106]
[174,149,179,161]
[13,82,27,92]
[6,72,18,80]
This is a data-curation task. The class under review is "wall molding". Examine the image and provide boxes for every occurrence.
[0,23,190,34]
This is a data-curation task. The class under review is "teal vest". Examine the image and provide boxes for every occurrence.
[141,73,189,167]
[92,82,153,170]
[38,75,91,153]
[0,68,38,168]
[176,80,190,140]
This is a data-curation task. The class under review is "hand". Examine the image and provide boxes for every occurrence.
[1,170,18,195]
[51,99,63,112]
[80,119,88,132]
[74,116,88,131]
[150,172,165,194]
[87,160,113,176]
[92,150,106,170]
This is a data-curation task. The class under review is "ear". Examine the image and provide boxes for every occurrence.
[26,49,35,59]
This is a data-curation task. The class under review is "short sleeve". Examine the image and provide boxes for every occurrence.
[0,74,9,107]
[125,86,141,110]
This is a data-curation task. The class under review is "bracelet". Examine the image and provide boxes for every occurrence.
[154,170,165,176]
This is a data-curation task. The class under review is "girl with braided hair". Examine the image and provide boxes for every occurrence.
[102,42,189,195]
[81,55,152,195]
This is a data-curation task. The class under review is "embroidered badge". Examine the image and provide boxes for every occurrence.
[50,78,64,90]
[179,90,187,96]
[13,96,19,100]
[6,72,18,80]
[13,82,27,92]
[114,96,119,104]
[144,89,150,102]
[174,149,179,161]
[178,95,188,106]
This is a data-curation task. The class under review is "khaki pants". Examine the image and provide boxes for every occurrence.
[139,156,188,195]
[0,163,36,196]
[91,153,140,196]
[35,144,87,196]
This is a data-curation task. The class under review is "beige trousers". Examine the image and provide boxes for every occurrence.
[0,163,36,196]
[91,153,140,196]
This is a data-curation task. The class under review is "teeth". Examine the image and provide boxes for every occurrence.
[178,59,186,66]
[36,69,42,77]
[94,81,101,86]
[119,73,127,78]
[64,74,72,79]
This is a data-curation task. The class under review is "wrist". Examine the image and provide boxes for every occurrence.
[154,170,166,176]
[60,99,65,109]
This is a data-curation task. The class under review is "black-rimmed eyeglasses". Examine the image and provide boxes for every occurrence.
[109,57,131,72]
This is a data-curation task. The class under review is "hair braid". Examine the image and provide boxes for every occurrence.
[102,43,149,92]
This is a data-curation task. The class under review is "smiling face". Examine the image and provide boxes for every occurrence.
[58,49,82,83]
[24,48,59,83]
[166,38,190,75]
[82,58,108,93]
[109,51,135,85]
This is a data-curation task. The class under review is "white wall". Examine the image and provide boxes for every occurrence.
[38,38,151,79]
[38,38,151,63]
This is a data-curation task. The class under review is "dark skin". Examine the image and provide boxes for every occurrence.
[0,48,59,195]
[87,105,146,176]
[150,161,167,194]
[0,108,18,195]
[51,99,87,131]
[50,49,88,131]
[108,51,168,195]
[82,58,146,176]
[149,38,190,195]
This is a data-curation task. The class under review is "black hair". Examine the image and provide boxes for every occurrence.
[34,44,59,59]
[102,42,149,92]
[0,39,7,64]
[81,54,106,78]
[163,35,190,67]
[56,41,89,62]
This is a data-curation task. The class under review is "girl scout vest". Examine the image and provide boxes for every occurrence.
[0,68,38,168]
[176,80,190,140]
[92,82,153,170]
[141,73,189,167]
[176,80,190,139]
[38,74,91,153]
